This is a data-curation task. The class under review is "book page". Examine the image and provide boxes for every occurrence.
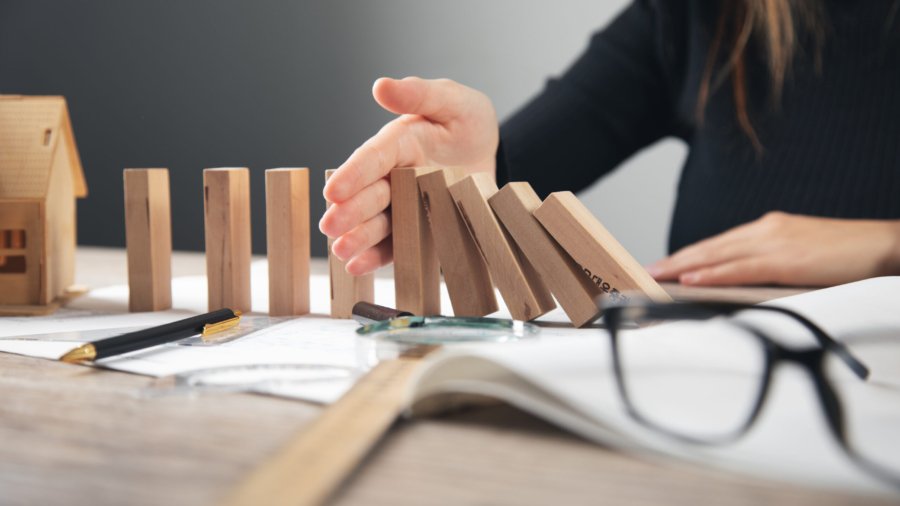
[409,277,900,496]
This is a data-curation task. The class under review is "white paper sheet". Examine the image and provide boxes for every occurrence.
[0,262,410,403]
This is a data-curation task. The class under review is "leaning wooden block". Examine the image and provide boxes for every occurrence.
[203,167,252,313]
[391,167,441,316]
[124,168,172,312]
[534,191,672,303]
[489,183,602,327]
[449,174,555,321]
[266,168,310,316]
[325,169,374,319]
[417,168,498,317]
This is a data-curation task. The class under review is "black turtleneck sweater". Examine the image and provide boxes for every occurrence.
[496,0,900,254]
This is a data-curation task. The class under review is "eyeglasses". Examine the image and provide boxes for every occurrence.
[602,300,900,489]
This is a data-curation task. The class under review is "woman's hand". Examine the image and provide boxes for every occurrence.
[320,77,499,275]
[647,212,900,287]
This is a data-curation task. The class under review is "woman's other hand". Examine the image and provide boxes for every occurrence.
[647,212,900,287]
[320,77,499,276]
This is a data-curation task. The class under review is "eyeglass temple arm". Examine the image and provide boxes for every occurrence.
[757,306,870,380]
[627,302,870,380]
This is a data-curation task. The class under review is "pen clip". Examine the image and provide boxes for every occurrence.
[201,311,242,337]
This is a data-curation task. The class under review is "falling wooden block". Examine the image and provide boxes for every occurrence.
[325,169,374,318]
[203,167,252,313]
[417,168,497,317]
[534,191,672,303]
[266,168,310,316]
[124,168,172,312]
[391,167,441,316]
[449,174,555,321]
[489,183,602,327]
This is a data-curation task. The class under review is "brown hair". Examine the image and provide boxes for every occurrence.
[696,0,825,151]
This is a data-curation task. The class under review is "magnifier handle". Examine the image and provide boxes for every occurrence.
[351,302,415,325]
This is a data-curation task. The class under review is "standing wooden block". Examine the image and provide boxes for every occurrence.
[391,167,440,316]
[449,174,555,321]
[489,183,602,327]
[325,169,374,318]
[124,169,173,312]
[534,191,672,303]
[266,168,310,316]
[417,168,497,317]
[203,167,252,313]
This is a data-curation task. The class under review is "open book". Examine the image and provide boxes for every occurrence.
[407,277,900,497]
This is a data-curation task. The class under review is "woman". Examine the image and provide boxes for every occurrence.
[320,0,900,287]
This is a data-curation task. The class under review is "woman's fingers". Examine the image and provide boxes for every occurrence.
[325,77,473,205]
[320,177,391,238]
[679,256,780,286]
[647,215,775,280]
[324,119,420,204]
[648,233,754,280]
[331,210,391,262]
[318,76,499,277]
[648,212,900,287]
[345,238,393,276]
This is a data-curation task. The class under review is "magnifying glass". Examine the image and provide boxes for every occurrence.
[352,302,540,344]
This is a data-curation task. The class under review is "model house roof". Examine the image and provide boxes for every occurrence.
[0,95,87,199]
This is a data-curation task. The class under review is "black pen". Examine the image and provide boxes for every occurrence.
[59,308,241,363]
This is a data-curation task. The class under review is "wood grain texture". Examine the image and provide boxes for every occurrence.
[390,167,441,316]
[534,191,672,304]
[44,122,79,306]
[417,168,497,317]
[0,96,85,313]
[449,174,555,321]
[203,168,252,313]
[0,95,85,198]
[124,168,172,312]
[489,183,602,327]
[225,352,432,506]
[265,168,310,316]
[0,200,44,306]
[325,169,374,318]
[0,352,320,506]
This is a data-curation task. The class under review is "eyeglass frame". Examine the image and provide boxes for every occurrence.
[601,299,900,489]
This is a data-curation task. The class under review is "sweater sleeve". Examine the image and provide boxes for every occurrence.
[496,0,682,197]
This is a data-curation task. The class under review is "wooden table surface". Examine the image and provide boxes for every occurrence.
[0,247,890,506]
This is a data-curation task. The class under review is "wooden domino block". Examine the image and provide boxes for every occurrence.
[266,168,310,316]
[325,169,374,318]
[391,167,441,316]
[417,168,497,317]
[203,167,252,313]
[124,168,172,312]
[489,183,603,327]
[449,174,555,321]
[534,191,672,303]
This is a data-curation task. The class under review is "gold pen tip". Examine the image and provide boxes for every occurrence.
[60,343,97,363]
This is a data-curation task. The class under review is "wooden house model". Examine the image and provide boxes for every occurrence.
[0,95,87,314]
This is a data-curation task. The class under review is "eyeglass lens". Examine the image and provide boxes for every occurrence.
[616,318,767,441]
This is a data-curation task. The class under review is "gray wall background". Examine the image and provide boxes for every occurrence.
[0,0,686,265]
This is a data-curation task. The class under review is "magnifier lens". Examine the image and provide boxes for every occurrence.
[356,317,540,344]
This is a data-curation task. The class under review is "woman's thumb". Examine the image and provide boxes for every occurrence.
[372,76,461,123]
